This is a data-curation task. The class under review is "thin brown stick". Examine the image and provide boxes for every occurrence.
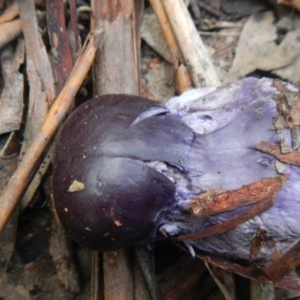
[149,0,192,93]
[0,29,101,235]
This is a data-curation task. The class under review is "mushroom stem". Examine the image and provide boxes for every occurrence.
[135,245,164,300]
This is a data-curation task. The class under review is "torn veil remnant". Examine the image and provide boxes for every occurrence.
[52,77,300,279]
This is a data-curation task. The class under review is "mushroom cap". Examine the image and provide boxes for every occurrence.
[52,94,193,251]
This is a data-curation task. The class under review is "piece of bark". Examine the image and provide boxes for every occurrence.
[176,176,285,241]
[46,0,74,93]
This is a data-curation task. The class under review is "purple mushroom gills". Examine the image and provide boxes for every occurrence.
[52,77,300,267]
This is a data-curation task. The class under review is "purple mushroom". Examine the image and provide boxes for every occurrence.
[52,77,300,272]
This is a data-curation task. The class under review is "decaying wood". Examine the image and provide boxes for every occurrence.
[149,0,192,93]
[175,176,286,241]
[0,29,101,235]
[162,0,220,87]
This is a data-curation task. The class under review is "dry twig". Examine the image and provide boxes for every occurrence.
[0,29,101,235]
[162,0,220,87]
[149,0,192,93]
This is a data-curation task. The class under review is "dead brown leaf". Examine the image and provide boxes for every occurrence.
[228,11,300,82]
